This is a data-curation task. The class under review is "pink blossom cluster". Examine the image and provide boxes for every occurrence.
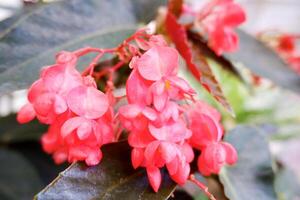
[17,32,237,193]
[183,0,246,55]
[119,36,237,191]
[17,51,114,165]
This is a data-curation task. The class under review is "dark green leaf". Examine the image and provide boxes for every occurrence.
[225,30,300,94]
[0,148,43,200]
[219,125,277,200]
[36,141,176,200]
[0,0,166,96]
[0,114,47,143]
[274,168,300,200]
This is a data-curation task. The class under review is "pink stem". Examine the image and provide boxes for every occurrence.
[189,174,217,200]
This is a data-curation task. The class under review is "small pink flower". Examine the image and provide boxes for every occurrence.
[197,141,237,176]
[17,51,83,124]
[196,0,246,55]
[187,100,237,176]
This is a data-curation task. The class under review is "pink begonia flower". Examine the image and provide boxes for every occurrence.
[42,108,114,166]
[187,100,237,176]
[136,46,178,81]
[199,0,246,55]
[128,45,195,111]
[17,51,83,124]
[18,50,114,166]
[197,141,237,176]
[122,37,199,191]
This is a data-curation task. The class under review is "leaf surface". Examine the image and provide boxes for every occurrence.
[36,141,177,200]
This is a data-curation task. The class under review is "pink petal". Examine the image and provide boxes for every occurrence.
[131,148,144,169]
[148,125,167,141]
[144,141,160,162]
[221,142,238,165]
[17,103,36,124]
[159,142,177,163]
[171,163,190,185]
[142,107,157,121]
[77,120,93,140]
[199,143,226,175]
[42,64,65,92]
[189,114,221,148]
[166,157,178,175]
[67,85,109,119]
[221,2,246,27]
[153,80,165,95]
[126,69,151,105]
[41,132,58,153]
[68,146,88,162]
[180,143,194,163]
[54,95,67,114]
[33,93,55,116]
[61,117,84,138]
[137,46,179,81]
[28,79,46,103]
[128,130,154,148]
[167,76,196,95]
[53,149,68,164]
[153,92,168,111]
[119,104,141,118]
[146,166,161,192]
[197,155,211,176]
[194,100,221,122]
[85,148,102,166]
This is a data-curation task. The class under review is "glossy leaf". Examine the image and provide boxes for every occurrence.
[0,0,166,96]
[36,141,177,200]
[225,30,300,94]
[0,114,46,143]
[165,11,233,115]
[0,148,43,200]
[220,125,277,200]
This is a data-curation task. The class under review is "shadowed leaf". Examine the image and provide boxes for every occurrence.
[0,114,47,143]
[0,148,43,200]
[36,141,177,200]
[0,0,167,96]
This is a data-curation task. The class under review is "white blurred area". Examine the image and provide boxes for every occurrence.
[0,0,22,21]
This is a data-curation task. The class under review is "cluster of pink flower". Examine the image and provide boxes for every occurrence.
[17,32,237,192]
[183,0,246,55]
[17,51,114,165]
[119,35,237,191]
